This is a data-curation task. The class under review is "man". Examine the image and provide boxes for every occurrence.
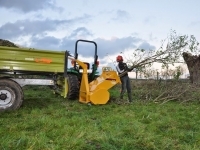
[116,55,133,103]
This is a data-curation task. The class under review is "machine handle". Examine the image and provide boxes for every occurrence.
[75,39,98,64]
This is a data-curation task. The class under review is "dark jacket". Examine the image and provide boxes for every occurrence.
[116,61,132,77]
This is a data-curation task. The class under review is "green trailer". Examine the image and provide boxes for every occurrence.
[0,40,99,111]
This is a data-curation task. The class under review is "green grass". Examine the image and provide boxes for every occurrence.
[0,85,200,150]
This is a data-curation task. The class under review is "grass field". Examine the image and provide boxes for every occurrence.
[0,81,200,150]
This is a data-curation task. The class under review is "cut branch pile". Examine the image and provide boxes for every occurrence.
[132,79,200,104]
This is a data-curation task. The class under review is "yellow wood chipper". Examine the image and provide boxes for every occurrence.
[0,39,121,111]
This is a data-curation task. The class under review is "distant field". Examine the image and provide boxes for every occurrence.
[0,81,200,150]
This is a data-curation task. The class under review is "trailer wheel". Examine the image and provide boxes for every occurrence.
[0,79,23,111]
[66,74,79,100]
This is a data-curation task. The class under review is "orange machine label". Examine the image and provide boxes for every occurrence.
[35,58,52,64]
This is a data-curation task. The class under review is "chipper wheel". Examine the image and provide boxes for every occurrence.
[66,74,79,100]
[0,78,24,111]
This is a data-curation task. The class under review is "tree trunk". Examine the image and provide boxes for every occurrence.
[182,52,200,84]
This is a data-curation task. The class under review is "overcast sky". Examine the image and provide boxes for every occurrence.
[0,0,199,67]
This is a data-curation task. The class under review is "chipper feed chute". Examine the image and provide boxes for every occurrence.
[68,57,121,105]
[88,67,121,104]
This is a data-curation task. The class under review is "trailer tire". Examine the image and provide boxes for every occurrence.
[66,74,79,100]
[0,79,23,111]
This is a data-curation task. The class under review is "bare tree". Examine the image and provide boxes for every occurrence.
[120,30,199,83]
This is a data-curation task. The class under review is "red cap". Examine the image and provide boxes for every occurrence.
[116,55,123,62]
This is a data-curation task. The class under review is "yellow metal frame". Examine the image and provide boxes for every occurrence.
[68,57,121,105]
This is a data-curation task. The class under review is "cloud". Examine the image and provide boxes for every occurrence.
[143,16,156,24]
[59,39,75,52]
[188,21,200,27]
[26,35,143,59]
[95,37,140,57]
[0,0,59,12]
[68,27,93,39]
[149,33,157,41]
[112,10,131,22]
[0,19,66,39]
[30,35,61,50]
[58,36,142,58]
[0,14,92,39]
[138,41,156,50]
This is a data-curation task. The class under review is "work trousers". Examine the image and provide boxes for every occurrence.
[120,75,132,102]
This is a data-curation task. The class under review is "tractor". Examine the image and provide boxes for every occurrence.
[64,40,100,100]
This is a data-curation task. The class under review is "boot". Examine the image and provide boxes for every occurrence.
[128,92,133,102]
[120,92,124,100]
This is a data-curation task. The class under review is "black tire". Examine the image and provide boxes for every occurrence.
[0,79,23,111]
[66,74,79,100]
